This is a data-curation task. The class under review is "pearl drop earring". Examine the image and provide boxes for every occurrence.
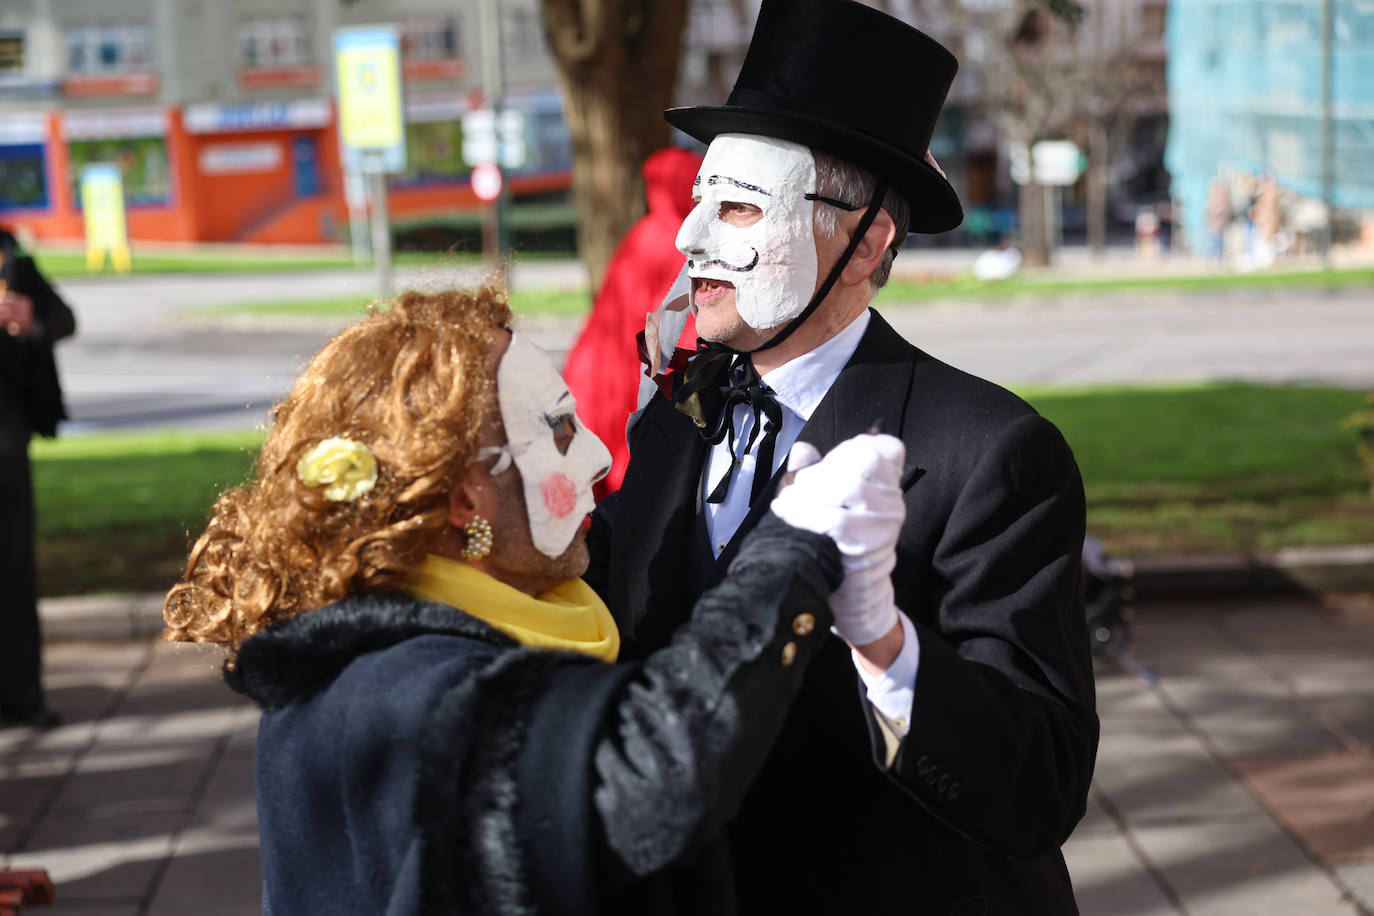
[460,515,494,560]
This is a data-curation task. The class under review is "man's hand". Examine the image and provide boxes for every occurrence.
[0,290,35,338]
[771,434,907,647]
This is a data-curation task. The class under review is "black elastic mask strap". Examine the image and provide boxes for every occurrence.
[749,178,889,354]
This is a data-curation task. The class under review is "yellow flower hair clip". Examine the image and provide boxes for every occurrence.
[296,436,379,502]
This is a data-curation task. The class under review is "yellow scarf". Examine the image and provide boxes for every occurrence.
[402,555,619,662]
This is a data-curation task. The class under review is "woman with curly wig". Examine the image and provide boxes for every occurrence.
[165,285,908,915]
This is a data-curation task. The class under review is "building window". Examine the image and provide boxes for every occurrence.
[401,19,459,60]
[66,24,154,74]
[0,144,48,210]
[0,31,24,76]
[68,137,170,206]
[239,18,312,69]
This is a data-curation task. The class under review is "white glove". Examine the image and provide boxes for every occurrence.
[770,434,907,646]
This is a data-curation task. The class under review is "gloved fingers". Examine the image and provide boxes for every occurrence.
[770,486,848,535]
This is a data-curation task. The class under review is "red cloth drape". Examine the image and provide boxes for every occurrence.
[564,147,702,500]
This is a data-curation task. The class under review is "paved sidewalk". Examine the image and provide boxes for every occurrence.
[3,594,1373,914]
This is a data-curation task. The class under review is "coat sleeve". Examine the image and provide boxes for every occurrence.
[885,412,1098,859]
[15,255,76,343]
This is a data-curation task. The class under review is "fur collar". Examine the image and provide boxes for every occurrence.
[225,592,516,710]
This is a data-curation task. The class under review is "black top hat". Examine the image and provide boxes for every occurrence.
[666,0,962,233]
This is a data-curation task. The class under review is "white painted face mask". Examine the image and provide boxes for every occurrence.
[676,133,819,332]
[486,333,611,558]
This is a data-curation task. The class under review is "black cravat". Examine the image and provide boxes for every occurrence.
[673,348,783,506]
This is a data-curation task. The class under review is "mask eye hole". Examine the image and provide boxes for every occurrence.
[718,200,762,227]
[546,413,576,455]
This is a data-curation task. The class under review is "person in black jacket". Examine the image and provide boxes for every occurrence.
[586,0,1099,912]
[0,227,75,730]
[164,285,906,913]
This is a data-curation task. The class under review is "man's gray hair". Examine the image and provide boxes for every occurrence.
[811,149,910,291]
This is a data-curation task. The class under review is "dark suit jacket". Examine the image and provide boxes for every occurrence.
[589,309,1099,915]
[0,230,75,442]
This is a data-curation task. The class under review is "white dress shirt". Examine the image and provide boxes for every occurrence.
[701,309,919,736]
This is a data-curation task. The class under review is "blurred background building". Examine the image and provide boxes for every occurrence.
[2,0,1368,257]
[1166,0,1374,258]
[0,0,570,244]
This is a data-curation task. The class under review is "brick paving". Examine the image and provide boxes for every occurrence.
[2,593,1373,914]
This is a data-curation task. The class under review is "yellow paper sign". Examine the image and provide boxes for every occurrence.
[80,164,132,274]
[336,34,403,154]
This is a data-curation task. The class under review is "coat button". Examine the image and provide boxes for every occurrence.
[948,783,961,800]
[780,641,798,666]
[915,756,930,775]
[925,769,939,786]
[937,774,950,792]
[792,613,816,636]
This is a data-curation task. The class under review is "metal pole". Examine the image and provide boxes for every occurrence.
[1319,0,1335,267]
[369,170,392,296]
[479,0,510,286]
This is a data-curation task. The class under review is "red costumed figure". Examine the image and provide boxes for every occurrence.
[563,146,703,500]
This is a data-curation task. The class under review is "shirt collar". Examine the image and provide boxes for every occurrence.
[759,309,871,421]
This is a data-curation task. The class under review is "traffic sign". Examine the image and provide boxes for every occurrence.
[471,162,503,202]
[1009,140,1084,186]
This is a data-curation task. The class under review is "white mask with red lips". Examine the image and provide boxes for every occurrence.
[676,133,819,332]
[494,333,611,558]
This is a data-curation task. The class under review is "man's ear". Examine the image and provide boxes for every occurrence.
[839,209,897,287]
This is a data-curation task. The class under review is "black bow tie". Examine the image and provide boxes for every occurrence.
[672,341,783,506]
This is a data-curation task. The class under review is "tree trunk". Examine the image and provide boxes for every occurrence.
[1087,122,1108,259]
[541,0,691,292]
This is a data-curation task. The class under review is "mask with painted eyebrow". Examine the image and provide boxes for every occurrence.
[675,134,819,331]
[494,334,611,557]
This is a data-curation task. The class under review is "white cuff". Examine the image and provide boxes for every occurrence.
[853,611,919,738]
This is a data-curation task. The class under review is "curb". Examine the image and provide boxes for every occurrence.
[1129,544,1374,599]
[36,546,1374,642]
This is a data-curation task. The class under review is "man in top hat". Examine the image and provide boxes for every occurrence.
[585,0,1098,912]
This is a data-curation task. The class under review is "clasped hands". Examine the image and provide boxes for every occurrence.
[771,433,906,650]
[0,290,36,338]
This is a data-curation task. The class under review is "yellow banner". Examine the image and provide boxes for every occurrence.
[80,164,132,274]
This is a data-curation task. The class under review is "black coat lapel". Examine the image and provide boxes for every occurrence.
[609,394,708,657]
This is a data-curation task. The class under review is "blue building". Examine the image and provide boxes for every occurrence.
[1166,0,1374,254]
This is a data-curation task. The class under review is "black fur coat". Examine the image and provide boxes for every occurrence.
[226,514,839,915]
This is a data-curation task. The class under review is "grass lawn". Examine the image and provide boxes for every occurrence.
[29,247,469,279]
[877,265,1374,305]
[29,383,1374,598]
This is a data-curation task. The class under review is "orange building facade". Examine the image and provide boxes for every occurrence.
[1,88,571,246]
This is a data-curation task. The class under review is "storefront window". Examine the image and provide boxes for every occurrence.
[68,137,169,206]
[0,144,48,210]
[398,121,465,186]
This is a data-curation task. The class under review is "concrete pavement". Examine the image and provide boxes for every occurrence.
[3,593,1372,914]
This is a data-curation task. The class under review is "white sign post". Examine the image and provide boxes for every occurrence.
[1009,140,1084,253]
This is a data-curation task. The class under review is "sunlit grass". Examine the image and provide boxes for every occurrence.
[29,383,1373,597]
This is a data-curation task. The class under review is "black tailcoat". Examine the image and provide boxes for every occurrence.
[590,309,1099,914]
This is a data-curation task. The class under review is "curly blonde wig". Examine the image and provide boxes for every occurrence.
[164,286,512,655]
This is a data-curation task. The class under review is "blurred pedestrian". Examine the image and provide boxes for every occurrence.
[0,227,75,730]
[562,146,702,500]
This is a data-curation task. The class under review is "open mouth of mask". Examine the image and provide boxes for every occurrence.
[675,133,819,332]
